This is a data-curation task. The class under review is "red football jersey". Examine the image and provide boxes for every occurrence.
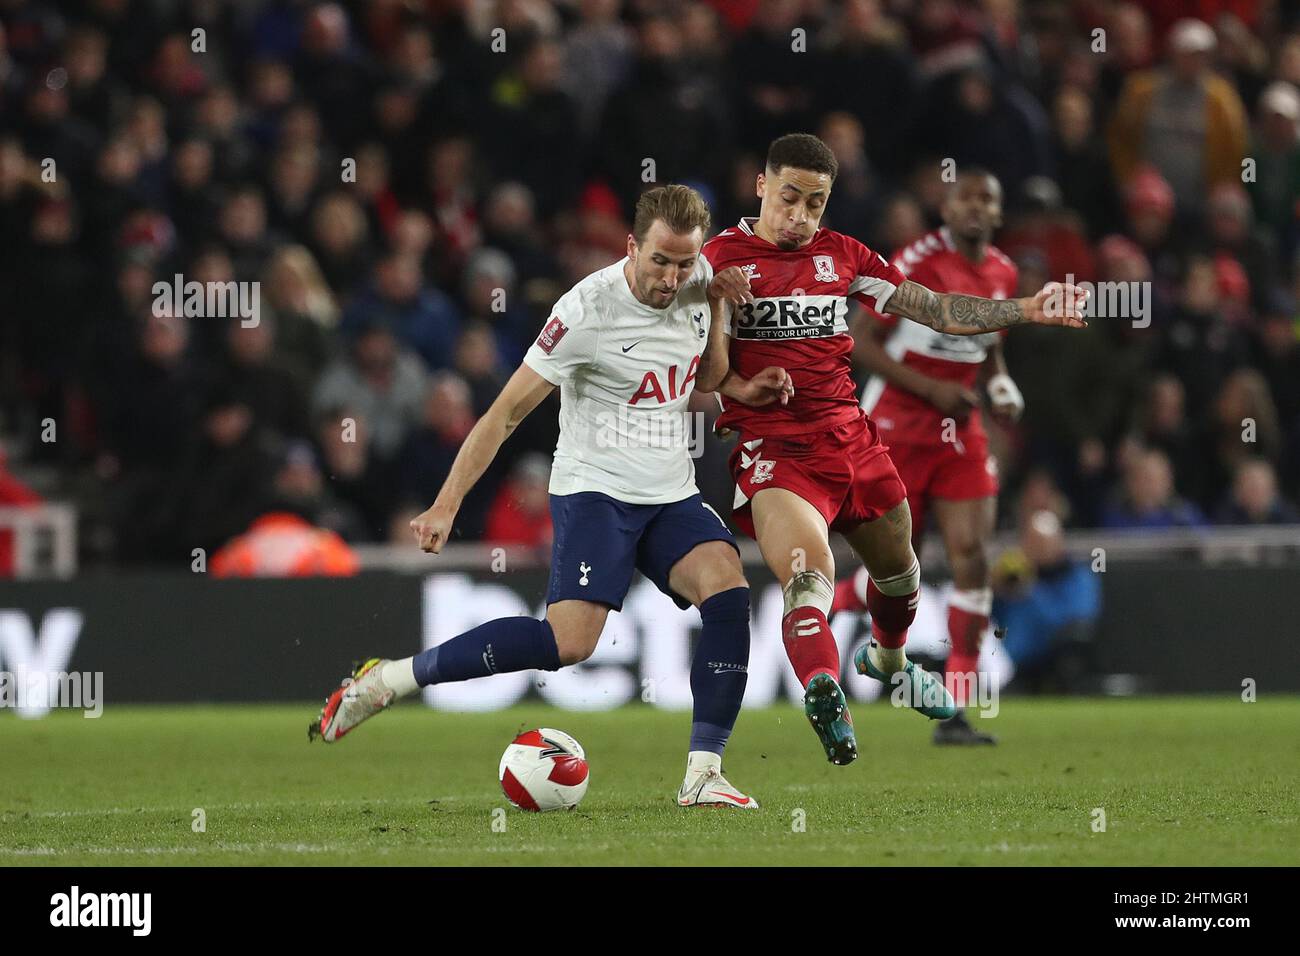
[861,227,1018,441]
[703,217,907,438]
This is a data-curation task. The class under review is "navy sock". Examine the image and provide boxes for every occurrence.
[413,617,562,686]
[689,587,751,755]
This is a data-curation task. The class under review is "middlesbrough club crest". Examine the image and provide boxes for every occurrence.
[813,255,839,282]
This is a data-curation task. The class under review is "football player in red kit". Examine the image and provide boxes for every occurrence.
[698,135,1086,764]
[847,168,1021,745]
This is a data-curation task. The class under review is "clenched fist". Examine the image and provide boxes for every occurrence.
[410,504,455,554]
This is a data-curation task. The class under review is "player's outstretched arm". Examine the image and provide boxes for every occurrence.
[884,280,1089,335]
[410,363,555,553]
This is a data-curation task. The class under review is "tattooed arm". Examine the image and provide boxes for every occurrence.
[883,280,1089,335]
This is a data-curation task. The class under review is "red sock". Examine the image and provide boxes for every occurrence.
[866,577,919,649]
[831,573,867,614]
[781,607,839,686]
[945,604,987,707]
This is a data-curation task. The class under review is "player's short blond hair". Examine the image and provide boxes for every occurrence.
[632,184,711,245]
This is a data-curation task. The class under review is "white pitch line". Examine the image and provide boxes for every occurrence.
[1,797,468,820]
[0,843,341,857]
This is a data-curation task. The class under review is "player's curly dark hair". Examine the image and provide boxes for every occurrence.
[766,133,839,181]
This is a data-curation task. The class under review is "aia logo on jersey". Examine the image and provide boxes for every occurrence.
[536,316,568,354]
[813,255,839,282]
[629,355,700,405]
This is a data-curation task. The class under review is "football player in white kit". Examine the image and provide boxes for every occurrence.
[309,185,792,809]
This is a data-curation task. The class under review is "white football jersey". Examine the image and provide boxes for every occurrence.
[523,256,714,505]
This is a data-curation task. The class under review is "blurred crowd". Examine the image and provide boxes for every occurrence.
[2,0,1300,570]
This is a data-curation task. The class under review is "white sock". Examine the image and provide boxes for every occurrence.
[686,750,722,775]
[869,641,907,674]
[381,658,420,698]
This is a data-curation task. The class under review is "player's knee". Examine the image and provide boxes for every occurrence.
[869,551,921,596]
[870,543,918,583]
[950,538,989,586]
[547,605,605,665]
[783,568,835,615]
[553,626,600,666]
[707,550,749,597]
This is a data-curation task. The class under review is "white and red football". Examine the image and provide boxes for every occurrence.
[498,728,589,812]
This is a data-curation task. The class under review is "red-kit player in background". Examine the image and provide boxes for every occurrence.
[848,168,1021,745]
[698,135,1086,765]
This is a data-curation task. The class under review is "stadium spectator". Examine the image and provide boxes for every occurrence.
[460,248,535,367]
[1125,373,1209,505]
[314,406,391,543]
[1205,181,1276,312]
[218,315,312,444]
[210,511,359,577]
[480,182,560,287]
[475,36,581,219]
[1108,18,1249,215]
[1153,255,1250,417]
[484,453,554,550]
[595,12,732,212]
[1250,81,1300,256]
[453,321,511,417]
[1206,368,1284,505]
[561,0,634,139]
[153,384,279,561]
[1215,458,1299,525]
[1121,164,1182,288]
[307,190,373,299]
[999,176,1098,283]
[1050,84,1123,240]
[262,245,340,379]
[915,58,1054,200]
[312,320,427,461]
[817,0,918,178]
[399,372,497,540]
[817,112,883,244]
[267,439,367,542]
[1100,448,1207,529]
[994,509,1102,693]
[339,252,462,370]
[1249,290,1300,434]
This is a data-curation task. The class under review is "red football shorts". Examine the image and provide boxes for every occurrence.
[728,413,908,538]
[875,419,999,534]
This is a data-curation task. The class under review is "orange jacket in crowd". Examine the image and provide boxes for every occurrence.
[1108,69,1249,194]
[210,512,360,577]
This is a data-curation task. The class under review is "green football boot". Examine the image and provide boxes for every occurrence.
[803,673,858,765]
[854,640,957,720]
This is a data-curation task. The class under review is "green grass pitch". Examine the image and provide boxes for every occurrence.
[2,697,1297,866]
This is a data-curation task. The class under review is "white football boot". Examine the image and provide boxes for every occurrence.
[308,658,397,743]
[677,757,760,810]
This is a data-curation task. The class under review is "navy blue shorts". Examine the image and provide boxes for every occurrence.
[546,492,738,611]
